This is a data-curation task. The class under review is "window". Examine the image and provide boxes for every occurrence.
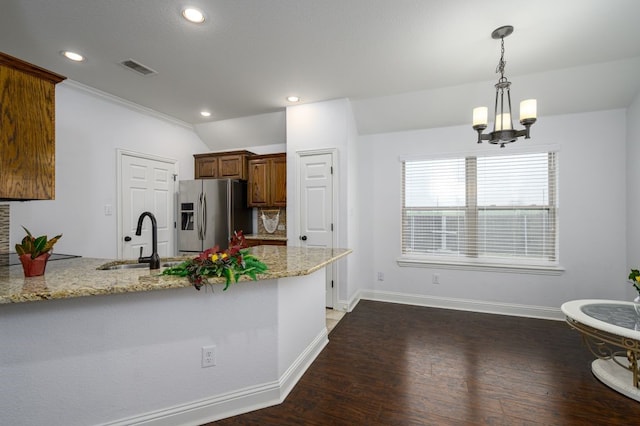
[401,151,558,269]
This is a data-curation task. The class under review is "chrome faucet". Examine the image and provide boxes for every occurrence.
[135,211,160,269]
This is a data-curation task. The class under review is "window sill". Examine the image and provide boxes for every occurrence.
[396,256,565,275]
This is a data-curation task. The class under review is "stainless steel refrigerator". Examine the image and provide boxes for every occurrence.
[177,179,253,253]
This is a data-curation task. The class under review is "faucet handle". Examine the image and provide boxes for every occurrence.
[139,246,143,258]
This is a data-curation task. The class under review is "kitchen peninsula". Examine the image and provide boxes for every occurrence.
[0,246,351,426]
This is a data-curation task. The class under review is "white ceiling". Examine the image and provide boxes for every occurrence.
[2,0,640,147]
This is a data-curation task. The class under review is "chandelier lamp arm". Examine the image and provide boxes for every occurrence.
[471,25,537,148]
[474,124,535,148]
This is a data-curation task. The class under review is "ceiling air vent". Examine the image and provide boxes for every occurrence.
[119,59,158,76]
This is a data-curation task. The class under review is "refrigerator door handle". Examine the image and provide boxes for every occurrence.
[202,192,207,240]
[197,192,203,240]
[227,181,232,243]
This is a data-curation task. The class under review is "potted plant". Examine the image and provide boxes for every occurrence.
[15,226,62,277]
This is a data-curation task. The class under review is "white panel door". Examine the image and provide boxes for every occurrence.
[120,152,176,259]
[299,152,334,307]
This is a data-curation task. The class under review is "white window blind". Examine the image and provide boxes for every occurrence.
[401,151,558,266]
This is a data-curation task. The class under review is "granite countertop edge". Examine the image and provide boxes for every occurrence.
[0,246,352,305]
[243,234,287,241]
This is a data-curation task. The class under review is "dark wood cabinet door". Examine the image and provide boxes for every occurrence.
[0,52,65,200]
[248,159,269,206]
[247,153,286,207]
[218,155,243,178]
[271,155,287,207]
[195,157,218,178]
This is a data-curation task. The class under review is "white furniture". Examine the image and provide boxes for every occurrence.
[561,299,640,401]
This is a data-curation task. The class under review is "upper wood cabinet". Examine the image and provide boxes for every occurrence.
[194,150,254,180]
[0,52,66,200]
[248,153,286,207]
[195,155,218,178]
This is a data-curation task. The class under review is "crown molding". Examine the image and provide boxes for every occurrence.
[60,79,194,130]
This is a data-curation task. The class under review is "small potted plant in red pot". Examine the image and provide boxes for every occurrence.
[15,226,62,277]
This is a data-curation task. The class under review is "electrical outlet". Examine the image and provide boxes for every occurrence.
[201,345,216,368]
[277,224,285,231]
[377,272,384,281]
[432,273,440,284]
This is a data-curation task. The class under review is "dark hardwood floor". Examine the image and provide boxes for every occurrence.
[209,300,640,425]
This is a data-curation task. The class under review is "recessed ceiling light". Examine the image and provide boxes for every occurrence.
[182,7,205,23]
[286,96,300,103]
[200,111,211,117]
[61,50,85,62]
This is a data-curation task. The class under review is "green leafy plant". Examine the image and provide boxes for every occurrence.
[629,269,640,296]
[15,226,62,259]
[162,231,268,290]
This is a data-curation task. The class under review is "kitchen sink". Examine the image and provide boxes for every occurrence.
[100,263,150,270]
[161,261,183,267]
[98,261,185,270]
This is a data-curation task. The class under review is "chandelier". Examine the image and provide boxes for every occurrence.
[472,25,537,148]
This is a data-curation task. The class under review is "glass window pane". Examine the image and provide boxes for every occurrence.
[477,209,551,258]
[405,159,466,207]
[477,153,549,206]
[403,210,465,254]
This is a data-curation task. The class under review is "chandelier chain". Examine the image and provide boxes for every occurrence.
[496,36,507,81]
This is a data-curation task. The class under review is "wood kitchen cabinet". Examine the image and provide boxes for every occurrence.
[0,52,66,200]
[247,153,286,207]
[195,155,217,178]
[194,150,254,180]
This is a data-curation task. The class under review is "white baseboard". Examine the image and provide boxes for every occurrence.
[358,289,565,321]
[98,330,328,426]
[336,292,362,312]
[278,329,329,401]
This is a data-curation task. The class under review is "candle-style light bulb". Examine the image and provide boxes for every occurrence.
[473,107,488,129]
[495,113,512,131]
[520,99,537,125]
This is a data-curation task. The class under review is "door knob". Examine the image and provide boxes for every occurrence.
[300,235,307,241]
[124,236,132,242]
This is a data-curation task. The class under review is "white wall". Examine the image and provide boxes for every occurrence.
[8,82,209,259]
[359,109,628,313]
[345,101,370,306]
[285,99,358,308]
[282,98,630,314]
[194,111,286,151]
[627,90,640,298]
[1,271,328,426]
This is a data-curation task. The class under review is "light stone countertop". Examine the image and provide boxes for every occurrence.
[0,246,351,305]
